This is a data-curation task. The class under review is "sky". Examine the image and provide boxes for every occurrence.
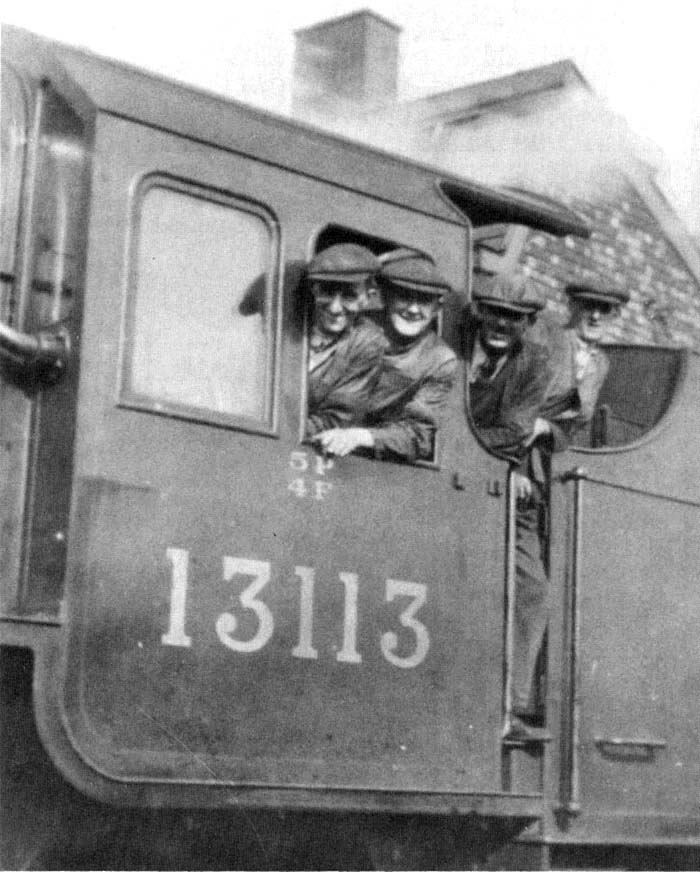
[2,0,699,236]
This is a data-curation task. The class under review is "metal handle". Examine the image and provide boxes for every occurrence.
[595,736,667,750]
[0,321,70,382]
[558,467,586,815]
[1,79,70,385]
[502,468,518,735]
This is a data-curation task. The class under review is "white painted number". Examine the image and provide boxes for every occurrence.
[292,566,319,660]
[215,558,274,653]
[162,549,430,669]
[288,450,334,499]
[381,579,430,669]
[288,478,307,498]
[161,547,192,647]
[337,572,362,663]
[289,451,309,471]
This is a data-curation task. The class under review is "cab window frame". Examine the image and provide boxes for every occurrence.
[564,343,689,455]
[464,291,690,460]
[119,173,281,437]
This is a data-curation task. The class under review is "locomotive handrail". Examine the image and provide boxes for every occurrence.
[562,470,700,510]
[0,72,69,384]
[0,320,70,382]
[558,465,585,816]
[502,467,518,738]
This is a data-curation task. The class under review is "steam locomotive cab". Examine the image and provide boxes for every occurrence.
[545,346,700,847]
[2,24,699,869]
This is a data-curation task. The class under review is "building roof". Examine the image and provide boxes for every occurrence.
[403,59,588,124]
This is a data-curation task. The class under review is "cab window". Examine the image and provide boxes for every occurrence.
[121,178,279,433]
[306,226,454,466]
[468,281,687,455]
[571,345,686,449]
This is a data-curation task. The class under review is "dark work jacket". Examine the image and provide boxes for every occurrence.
[539,325,609,450]
[306,317,387,437]
[365,329,458,462]
[468,335,552,476]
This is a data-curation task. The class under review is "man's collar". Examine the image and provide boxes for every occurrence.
[572,333,601,355]
[310,327,338,352]
[469,338,508,382]
[470,339,489,370]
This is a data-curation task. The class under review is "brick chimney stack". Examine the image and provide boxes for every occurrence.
[293,9,401,120]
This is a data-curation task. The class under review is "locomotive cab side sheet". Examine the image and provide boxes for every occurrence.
[52,109,517,808]
[5,26,700,855]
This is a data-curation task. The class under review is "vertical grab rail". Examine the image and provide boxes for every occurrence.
[15,79,47,330]
[0,79,71,379]
[502,466,518,736]
[558,466,586,815]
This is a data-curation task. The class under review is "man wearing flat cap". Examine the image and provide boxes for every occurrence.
[467,272,553,742]
[306,243,387,438]
[468,272,552,460]
[314,249,457,462]
[529,281,629,449]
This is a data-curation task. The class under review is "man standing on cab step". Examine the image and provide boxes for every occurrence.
[466,272,552,742]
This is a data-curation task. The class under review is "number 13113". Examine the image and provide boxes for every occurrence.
[161,548,430,669]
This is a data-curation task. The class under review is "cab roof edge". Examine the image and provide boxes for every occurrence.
[438,179,591,239]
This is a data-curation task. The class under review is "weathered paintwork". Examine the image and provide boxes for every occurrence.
[57,108,514,804]
[544,347,700,846]
[2,22,700,868]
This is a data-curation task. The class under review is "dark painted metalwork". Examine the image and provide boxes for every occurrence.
[2,22,700,869]
[557,466,586,817]
[438,179,591,237]
[574,472,700,509]
[0,320,70,380]
[594,736,668,750]
[502,468,518,737]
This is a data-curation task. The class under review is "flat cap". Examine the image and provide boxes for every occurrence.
[307,243,378,283]
[472,272,544,314]
[565,281,629,306]
[378,248,451,297]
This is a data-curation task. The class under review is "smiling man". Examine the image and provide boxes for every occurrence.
[467,272,553,742]
[468,272,551,460]
[313,249,457,462]
[306,243,387,439]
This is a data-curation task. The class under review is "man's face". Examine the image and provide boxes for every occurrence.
[312,281,366,336]
[387,289,440,339]
[477,305,529,356]
[569,298,618,343]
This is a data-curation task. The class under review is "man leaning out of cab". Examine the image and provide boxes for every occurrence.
[466,272,553,742]
[527,280,629,449]
[306,243,387,439]
[314,249,457,462]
